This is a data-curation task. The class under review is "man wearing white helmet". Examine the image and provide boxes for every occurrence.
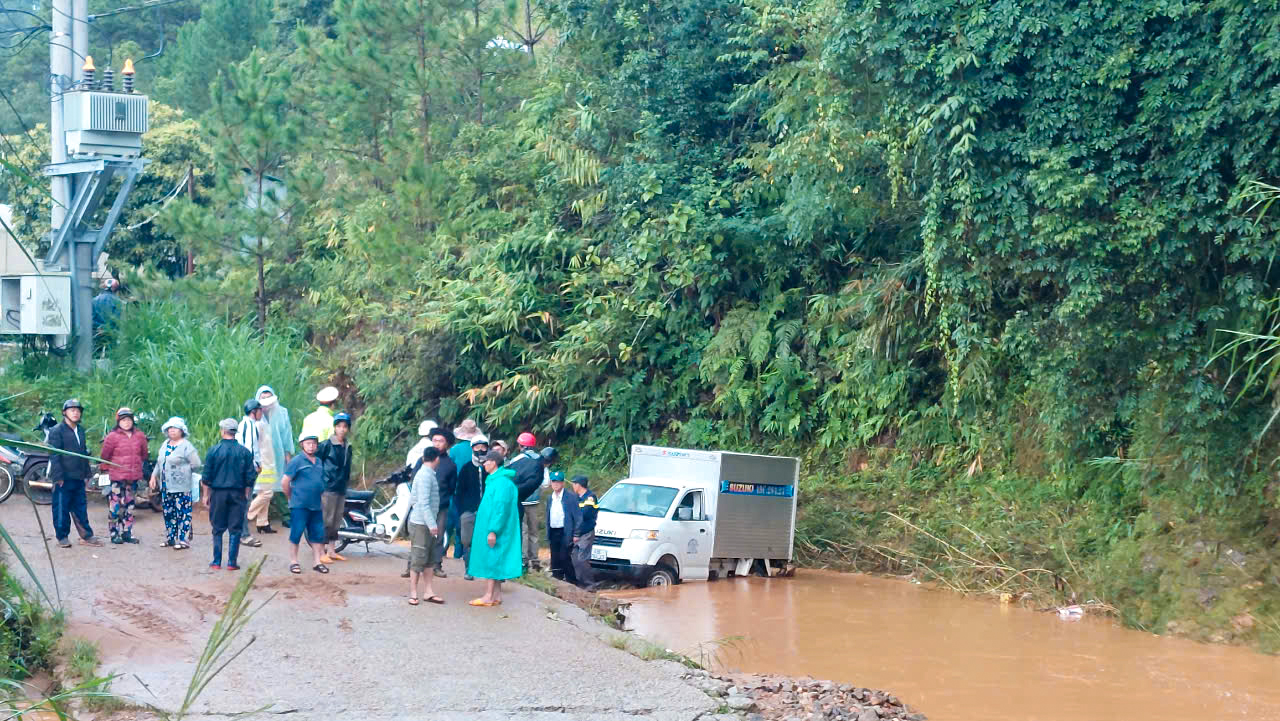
[301,386,340,443]
[405,420,438,468]
[92,277,122,338]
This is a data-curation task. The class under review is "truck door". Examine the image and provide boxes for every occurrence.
[672,489,713,580]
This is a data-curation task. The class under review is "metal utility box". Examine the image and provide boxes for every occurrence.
[0,275,71,334]
[63,91,149,158]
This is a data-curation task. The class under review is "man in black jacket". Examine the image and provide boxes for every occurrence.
[454,436,489,580]
[509,434,548,571]
[48,399,103,548]
[202,419,258,570]
[545,471,580,582]
[570,475,598,588]
[317,413,353,564]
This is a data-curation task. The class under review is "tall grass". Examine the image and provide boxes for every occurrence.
[1,300,315,451]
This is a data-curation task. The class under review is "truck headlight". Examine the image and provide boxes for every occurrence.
[629,529,659,540]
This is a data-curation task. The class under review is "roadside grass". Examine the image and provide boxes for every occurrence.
[0,298,315,456]
[607,633,701,668]
[62,638,133,714]
[1,512,275,721]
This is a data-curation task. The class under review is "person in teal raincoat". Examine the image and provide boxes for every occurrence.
[468,450,522,606]
[256,385,296,524]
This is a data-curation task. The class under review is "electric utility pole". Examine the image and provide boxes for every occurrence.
[47,0,149,371]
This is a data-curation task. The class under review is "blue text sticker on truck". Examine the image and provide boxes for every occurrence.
[720,481,794,497]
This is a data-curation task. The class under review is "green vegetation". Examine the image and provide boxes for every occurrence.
[0,564,62,681]
[2,0,1280,649]
[608,632,701,668]
[65,638,99,681]
[2,297,315,453]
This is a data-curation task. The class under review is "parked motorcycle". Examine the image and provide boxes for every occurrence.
[0,413,59,505]
[334,465,414,553]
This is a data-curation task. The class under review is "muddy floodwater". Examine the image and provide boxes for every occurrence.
[609,570,1280,721]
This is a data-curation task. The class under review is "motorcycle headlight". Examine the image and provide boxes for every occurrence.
[628,529,659,540]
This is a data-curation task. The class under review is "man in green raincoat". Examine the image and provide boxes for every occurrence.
[468,450,522,606]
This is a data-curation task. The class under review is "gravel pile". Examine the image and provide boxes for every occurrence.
[680,669,927,721]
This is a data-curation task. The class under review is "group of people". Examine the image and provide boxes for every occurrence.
[43,384,604,607]
[47,385,353,575]
[398,422,600,606]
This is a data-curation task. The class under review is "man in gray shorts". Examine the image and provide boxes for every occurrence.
[407,447,444,605]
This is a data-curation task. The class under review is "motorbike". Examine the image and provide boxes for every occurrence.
[334,464,414,553]
[0,413,58,505]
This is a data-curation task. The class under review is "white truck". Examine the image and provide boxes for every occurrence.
[589,445,800,586]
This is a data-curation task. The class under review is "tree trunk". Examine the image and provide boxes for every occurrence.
[256,239,266,331]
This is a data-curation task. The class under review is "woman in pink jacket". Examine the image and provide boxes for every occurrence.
[99,407,149,544]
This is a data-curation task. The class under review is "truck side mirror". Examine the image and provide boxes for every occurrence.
[675,506,693,521]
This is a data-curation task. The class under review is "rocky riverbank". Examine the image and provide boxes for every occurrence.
[681,670,926,721]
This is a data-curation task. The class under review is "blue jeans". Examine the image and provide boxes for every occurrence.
[52,478,93,542]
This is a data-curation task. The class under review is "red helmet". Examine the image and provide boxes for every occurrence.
[517,431,536,447]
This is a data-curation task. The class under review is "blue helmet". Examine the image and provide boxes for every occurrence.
[334,412,352,426]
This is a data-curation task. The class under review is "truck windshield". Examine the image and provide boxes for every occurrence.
[598,483,679,518]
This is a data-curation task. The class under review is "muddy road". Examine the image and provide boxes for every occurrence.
[0,499,715,720]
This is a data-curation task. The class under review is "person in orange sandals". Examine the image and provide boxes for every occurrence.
[468,450,522,606]
[317,413,353,564]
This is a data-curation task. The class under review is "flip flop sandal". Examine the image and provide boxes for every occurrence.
[468,598,497,607]
[426,596,445,605]
[289,563,302,574]
[174,542,190,550]
[159,541,172,548]
[242,538,263,548]
[408,598,420,606]
[313,564,330,574]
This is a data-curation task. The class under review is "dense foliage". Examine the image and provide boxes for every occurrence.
[5,0,1280,645]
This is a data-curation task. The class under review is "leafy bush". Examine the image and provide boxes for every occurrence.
[0,565,63,680]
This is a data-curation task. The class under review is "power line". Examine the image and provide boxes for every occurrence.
[0,6,48,25]
[124,169,189,230]
[90,0,190,21]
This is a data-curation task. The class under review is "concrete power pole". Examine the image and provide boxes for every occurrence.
[51,0,94,371]
[46,0,148,371]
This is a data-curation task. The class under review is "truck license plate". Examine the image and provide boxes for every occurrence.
[590,546,607,561]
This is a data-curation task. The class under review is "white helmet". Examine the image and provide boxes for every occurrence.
[417,420,438,437]
[161,416,189,436]
[316,386,339,404]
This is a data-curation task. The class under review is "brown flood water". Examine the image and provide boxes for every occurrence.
[609,570,1280,721]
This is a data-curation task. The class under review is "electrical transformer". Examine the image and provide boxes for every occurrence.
[62,90,149,159]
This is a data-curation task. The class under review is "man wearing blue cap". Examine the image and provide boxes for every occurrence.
[545,470,579,583]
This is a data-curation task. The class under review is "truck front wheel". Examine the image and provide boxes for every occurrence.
[646,565,677,587]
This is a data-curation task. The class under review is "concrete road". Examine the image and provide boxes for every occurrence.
[0,496,716,720]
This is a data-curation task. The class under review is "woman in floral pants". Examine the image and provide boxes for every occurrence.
[98,407,149,544]
[150,417,201,549]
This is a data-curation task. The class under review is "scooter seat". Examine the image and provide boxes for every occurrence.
[346,489,376,502]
